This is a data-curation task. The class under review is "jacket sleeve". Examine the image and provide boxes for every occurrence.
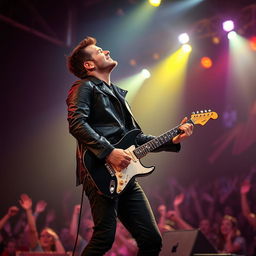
[136,133,181,153]
[66,81,114,160]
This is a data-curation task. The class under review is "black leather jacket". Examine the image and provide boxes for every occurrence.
[66,76,180,185]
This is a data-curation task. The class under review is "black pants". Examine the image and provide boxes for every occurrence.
[81,177,162,256]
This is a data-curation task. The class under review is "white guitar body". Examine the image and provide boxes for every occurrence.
[106,145,155,194]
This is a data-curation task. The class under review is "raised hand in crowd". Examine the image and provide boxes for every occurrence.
[19,193,38,248]
[69,204,90,254]
[157,204,173,233]
[167,210,193,230]
[35,200,47,216]
[19,193,65,253]
[240,179,256,228]
[19,194,32,211]
[0,206,19,231]
[7,207,19,218]
[241,179,251,195]
[70,204,81,239]
[173,193,184,218]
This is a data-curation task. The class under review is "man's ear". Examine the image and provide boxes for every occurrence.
[84,61,95,71]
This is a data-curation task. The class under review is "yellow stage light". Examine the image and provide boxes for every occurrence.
[148,0,161,7]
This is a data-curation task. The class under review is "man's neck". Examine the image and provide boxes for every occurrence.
[89,72,111,85]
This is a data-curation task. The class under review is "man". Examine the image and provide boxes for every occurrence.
[66,36,193,256]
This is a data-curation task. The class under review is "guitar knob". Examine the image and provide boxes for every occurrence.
[117,188,122,193]
[118,174,123,178]
[119,180,124,185]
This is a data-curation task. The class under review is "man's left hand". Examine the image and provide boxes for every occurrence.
[172,117,193,144]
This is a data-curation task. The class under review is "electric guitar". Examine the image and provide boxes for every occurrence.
[83,110,218,198]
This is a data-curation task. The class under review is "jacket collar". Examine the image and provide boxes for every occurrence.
[84,75,128,99]
[82,75,114,97]
[83,75,103,86]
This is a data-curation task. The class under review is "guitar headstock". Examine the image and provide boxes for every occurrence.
[190,110,218,126]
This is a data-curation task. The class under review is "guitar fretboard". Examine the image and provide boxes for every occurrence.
[133,120,194,159]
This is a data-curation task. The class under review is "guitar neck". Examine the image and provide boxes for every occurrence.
[133,119,194,159]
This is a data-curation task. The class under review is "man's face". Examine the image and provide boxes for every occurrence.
[84,44,117,72]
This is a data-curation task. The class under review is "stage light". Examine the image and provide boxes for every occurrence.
[141,69,151,79]
[181,44,192,53]
[201,57,213,69]
[129,59,137,66]
[222,20,234,32]
[148,0,161,7]
[212,36,220,44]
[249,36,256,51]
[227,31,237,40]
[178,33,190,44]
[152,53,160,60]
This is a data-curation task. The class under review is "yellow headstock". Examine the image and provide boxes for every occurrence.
[191,110,218,126]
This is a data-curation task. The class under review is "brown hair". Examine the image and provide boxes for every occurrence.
[223,215,238,228]
[67,37,96,79]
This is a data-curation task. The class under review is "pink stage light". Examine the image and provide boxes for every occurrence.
[222,20,234,32]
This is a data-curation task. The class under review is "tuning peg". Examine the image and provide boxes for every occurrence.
[208,109,211,112]
[204,110,208,113]
[196,111,199,114]
[200,110,204,113]
[192,112,195,114]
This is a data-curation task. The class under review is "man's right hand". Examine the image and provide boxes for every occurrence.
[106,148,131,171]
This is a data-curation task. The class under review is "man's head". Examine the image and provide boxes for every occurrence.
[67,36,117,79]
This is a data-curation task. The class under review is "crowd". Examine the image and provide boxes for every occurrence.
[1,166,256,256]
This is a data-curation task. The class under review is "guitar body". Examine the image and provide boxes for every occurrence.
[83,129,155,198]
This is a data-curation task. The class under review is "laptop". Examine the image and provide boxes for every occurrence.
[160,229,218,256]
